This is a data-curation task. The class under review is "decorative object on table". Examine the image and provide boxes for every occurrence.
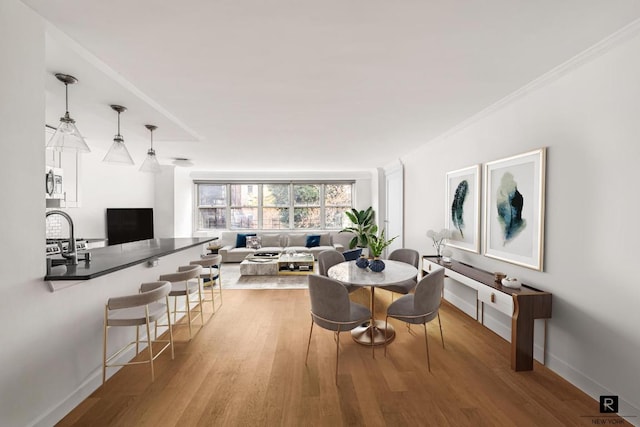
[494,272,506,283]
[445,164,481,253]
[441,248,453,264]
[501,277,521,289]
[356,255,369,269]
[367,226,398,272]
[426,228,451,257]
[484,148,546,271]
[339,207,375,249]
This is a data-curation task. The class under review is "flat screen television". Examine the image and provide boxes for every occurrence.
[106,208,154,245]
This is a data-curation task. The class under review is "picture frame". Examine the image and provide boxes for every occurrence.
[445,164,481,253]
[483,148,546,271]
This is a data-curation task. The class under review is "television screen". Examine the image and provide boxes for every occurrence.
[106,208,154,245]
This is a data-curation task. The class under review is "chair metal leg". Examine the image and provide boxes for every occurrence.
[305,319,314,365]
[173,296,178,324]
[166,296,175,359]
[145,308,155,382]
[438,312,445,349]
[135,325,140,355]
[424,323,431,372]
[209,276,216,314]
[186,291,193,339]
[195,280,204,326]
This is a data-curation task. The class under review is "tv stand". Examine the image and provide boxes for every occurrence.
[422,256,552,371]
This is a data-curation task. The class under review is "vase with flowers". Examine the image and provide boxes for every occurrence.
[367,226,398,272]
[426,228,451,257]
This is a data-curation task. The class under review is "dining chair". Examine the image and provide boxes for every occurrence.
[384,267,445,372]
[317,250,358,293]
[103,281,174,384]
[379,248,420,297]
[342,248,363,261]
[190,254,223,315]
[158,264,203,340]
[305,274,372,384]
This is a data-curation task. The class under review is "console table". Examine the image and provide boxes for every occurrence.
[422,256,552,371]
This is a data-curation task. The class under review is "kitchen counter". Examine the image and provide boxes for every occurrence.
[45,237,217,281]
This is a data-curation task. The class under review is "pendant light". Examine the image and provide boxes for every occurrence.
[139,124,161,173]
[103,105,134,164]
[46,73,91,152]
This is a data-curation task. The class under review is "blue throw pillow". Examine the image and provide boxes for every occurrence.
[236,233,256,248]
[306,234,321,248]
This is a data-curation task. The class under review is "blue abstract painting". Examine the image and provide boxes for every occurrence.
[496,172,526,243]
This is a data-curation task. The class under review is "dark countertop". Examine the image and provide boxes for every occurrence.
[45,237,217,281]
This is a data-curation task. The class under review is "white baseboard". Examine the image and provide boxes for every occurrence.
[545,352,640,426]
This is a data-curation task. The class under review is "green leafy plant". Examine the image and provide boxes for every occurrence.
[340,207,375,249]
[367,226,398,258]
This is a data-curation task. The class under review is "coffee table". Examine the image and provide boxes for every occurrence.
[240,254,279,275]
[277,253,314,275]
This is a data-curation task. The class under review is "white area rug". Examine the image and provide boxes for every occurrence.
[220,263,310,289]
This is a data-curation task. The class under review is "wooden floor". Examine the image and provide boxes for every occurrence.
[58,288,629,426]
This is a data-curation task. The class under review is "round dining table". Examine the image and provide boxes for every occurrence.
[328,260,418,346]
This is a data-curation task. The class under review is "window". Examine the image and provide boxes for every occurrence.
[195,182,353,230]
[325,183,352,229]
[230,184,258,229]
[197,184,227,229]
[293,184,320,229]
[263,184,290,229]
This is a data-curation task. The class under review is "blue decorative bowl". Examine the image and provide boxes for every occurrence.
[368,258,385,272]
[355,255,369,269]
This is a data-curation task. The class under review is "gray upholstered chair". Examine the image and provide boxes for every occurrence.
[158,264,203,340]
[384,267,445,372]
[342,248,362,261]
[317,249,358,293]
[190,254,223,315]
[305,274,372,384]
[103,281,174,383]
[379,248,420,296]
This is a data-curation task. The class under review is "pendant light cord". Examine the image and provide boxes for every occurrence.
[64,83,70,116]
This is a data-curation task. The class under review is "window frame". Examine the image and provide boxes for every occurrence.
[194,181,354,231]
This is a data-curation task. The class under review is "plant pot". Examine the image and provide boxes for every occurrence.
[355,255,369,269]
[368,258,385,272]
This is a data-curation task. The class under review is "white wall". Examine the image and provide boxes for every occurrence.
[0,3,163,425]
[402,26,640,417]
[64,148,155,238]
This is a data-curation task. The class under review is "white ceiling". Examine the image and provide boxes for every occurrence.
[23,0,640,171]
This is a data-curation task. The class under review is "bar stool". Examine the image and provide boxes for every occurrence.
[158,264,203,340]
[102,281,174,384]
[189,254,223,315]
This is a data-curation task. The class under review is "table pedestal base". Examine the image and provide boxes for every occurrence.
[351,320,395,346]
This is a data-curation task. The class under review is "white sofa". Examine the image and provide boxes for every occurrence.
[218,230,350,263]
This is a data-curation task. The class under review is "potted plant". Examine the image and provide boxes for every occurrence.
[340,207,375,249]
[367,226,398,272]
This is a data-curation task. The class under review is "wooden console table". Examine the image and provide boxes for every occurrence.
[422,256,552,371]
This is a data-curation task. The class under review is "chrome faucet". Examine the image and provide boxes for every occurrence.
[46,210,78,265]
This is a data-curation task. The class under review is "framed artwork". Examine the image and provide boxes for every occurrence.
[445,164,481,253]
[483,148,546,271]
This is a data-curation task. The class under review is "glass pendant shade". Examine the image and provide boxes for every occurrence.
[140,149,161,173]
[103,105,134,165]
[140,124,161,173]
[103,135,134,164]
[47,115,91,152]
[47,74,90,152]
